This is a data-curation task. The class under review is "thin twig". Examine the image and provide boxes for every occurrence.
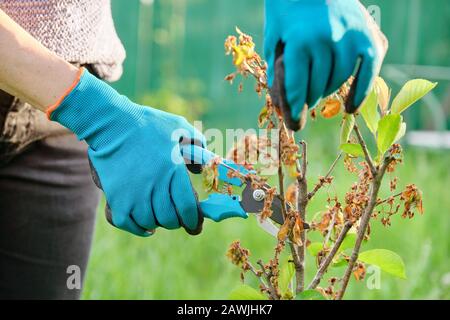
[277,129,288,219]
[323,207,338,247]
[376,192,403,206]
[289,242,303,293]
[308,152,343,200]
[353,123,377,176]
[247,261,268,289]
[295,141,308,293]
[336,156,393,300]
[308,221,353,290]
[300,141,308,179]
[257,260,279,299]
[286,130,303,294]
[278,166,287,219]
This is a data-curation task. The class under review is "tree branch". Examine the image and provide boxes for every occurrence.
[353,123,377,177]
[308,152,343,200]
[323,206,338,247]
[247,261,269,290]
[307,221,352,290]
[289,242,303,293]
[300,141,308,179]
[277,130,288,219]
[376,192,403,206]
[257,259,279,300]
[336,156,393,300]
[294,141,308,293]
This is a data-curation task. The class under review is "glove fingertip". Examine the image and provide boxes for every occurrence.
[239,212,249,220]
[353,74,375,112]
[350,50,378,112]
[171,167,204,235]
[290,103,302,122]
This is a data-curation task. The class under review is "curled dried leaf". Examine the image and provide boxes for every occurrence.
[353,262,366,281]
[321,97,343,119]
[277,220,290,242]
[401,184,424,217]
[258,105,269,128]
[224,28,267,90]
[224,73,236,83]
[285,183,297,204]
[260,187,276,220]
[227,240,250,266]
[202,157,221,192]
[313,210,332,234]
[310,108,317,120]
[280,126,300,166]
[292,216,304,246]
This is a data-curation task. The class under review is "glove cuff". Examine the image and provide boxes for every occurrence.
[46,67,85,119]
[48,68,144,150]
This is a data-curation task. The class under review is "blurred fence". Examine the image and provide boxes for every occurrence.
[111,0,450,132]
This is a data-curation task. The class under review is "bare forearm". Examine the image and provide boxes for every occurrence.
[0,9,78,111]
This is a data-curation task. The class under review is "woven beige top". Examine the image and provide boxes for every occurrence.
[0,0,126,81]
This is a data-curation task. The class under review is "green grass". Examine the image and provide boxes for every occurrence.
[82,146,450,300]
[82,115,450,300]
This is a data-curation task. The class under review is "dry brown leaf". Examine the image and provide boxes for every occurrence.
[353,262,366,281]
[277,220,290,242]
[285,183,297,204]
[292,216,304,246]
[320,98,342,119]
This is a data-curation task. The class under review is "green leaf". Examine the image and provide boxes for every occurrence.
[358,249,407,279]
[359,90,380,133]
[340,113,355,144]
[258,106,268,127]
[307,242,323,257]
[229,285,268,300]
[333,232,357,267]
[339,232,357,252]
[374,77,391,114]
[391,79,437,114]
[376,114,402,155]
[296,289,327,300]
[340,143,364,157]
[278,257,295,295]
[332,258,348,268]
[394,122,407,143]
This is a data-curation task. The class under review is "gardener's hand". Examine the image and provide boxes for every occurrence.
[49,68,206,236]
[264,0,388,130]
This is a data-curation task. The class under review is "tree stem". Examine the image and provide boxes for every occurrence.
[295,141,308,292]
[336,157,392,299]
[376,192,403,205]
[353,123,377,176]
[307,221,352,290]
[277,130,288,219]
[247,261,268,289]
[257,260,279,299]
[308,152,342,200]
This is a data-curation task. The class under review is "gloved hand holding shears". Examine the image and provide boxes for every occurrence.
[49,68,290,238]
[265,0,388,130]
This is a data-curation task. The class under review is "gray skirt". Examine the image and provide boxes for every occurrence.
[0,133,100,299]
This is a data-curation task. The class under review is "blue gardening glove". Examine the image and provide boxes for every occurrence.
[265,0,388,130]
[49,68,207,237]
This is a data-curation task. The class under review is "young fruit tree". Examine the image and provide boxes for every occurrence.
[204,28,435,300]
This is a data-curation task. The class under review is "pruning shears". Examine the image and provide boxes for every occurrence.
[180,142,309,237]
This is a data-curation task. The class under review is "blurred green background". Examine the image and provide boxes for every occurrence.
[82,0,450,299]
